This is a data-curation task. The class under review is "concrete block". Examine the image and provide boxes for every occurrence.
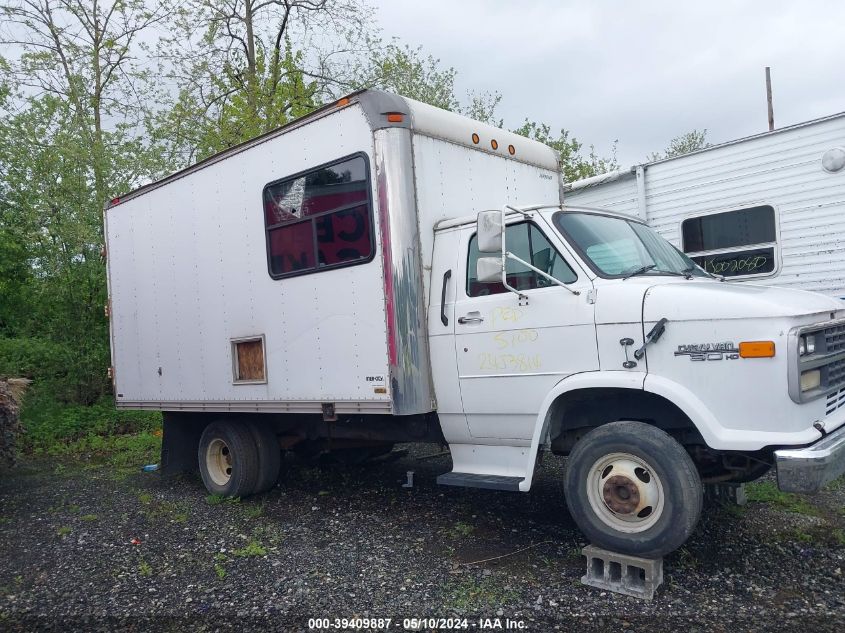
[704,482,747,506]
[581,545,663,600]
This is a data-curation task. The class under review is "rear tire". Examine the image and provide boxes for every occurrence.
[198,421,260,498]
[248,421,281,494]
[563,421,703,557]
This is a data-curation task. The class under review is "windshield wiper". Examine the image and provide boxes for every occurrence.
[622,264,656,280]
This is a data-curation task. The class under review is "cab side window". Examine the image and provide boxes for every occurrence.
[466,222,577,297]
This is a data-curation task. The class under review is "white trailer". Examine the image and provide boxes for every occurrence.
[106,91,845,558]
[563,112,845,297]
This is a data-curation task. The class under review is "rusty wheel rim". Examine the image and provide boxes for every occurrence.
[206,438,233,486]
[586,452,664,533]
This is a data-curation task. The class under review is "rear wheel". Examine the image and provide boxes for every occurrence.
[198,421,260,498]
[247,421,281,494]
[564,421,703,557]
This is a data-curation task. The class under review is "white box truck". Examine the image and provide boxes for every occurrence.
[562,111,845,297]
[105,90,845,557]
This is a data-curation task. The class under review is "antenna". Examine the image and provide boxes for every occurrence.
[765,67,774,131]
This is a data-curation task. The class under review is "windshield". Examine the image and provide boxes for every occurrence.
[553,211,708,278]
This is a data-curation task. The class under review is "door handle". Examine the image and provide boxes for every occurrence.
[458,312,484,324]
[440,269,452,326]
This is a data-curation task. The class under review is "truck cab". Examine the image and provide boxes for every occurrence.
[430,203,845,556]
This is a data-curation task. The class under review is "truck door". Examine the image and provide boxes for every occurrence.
[454,217,598,440]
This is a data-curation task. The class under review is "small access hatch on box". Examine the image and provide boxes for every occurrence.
[232,336,267,384]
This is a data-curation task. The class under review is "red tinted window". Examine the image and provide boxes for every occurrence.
[264,155,373,278]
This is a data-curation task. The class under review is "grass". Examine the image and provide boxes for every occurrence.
[825,475,845,491]
[141,499,191,524]
[56,526,71,537]
[232,540,266,558]
[243,503,265,519]
[449,521,475,538]
[138,560,153,577]
[745,480,823,516]
[80,514,98,522]
[205,494,225,505]
[214,563,227,580]
[17,389,162,455]
[443,576,519,611]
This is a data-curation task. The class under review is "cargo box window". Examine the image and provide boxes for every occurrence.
[263,154,374,278]
[681,205,777,277]
[466,222,576,297]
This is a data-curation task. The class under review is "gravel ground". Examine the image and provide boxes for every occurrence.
[0,444,843,632]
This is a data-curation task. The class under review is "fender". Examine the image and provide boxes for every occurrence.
[519,371,645,491]
[644,373,823,451]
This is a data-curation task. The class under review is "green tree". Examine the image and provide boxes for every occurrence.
[513,120,618,182]
[160,0,371,161]
[0,1,174,406]
[648,129,710,161]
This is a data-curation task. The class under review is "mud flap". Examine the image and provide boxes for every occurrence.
[160,412,208,476]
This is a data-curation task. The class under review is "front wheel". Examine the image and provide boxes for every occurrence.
[563,421,702,558]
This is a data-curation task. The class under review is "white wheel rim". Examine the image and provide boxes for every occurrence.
[206,438,233,486]
[585,452,665,533]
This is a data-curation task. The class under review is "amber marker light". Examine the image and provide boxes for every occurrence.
[386,113,404,122]
[336,97,350,107]
[508,144,516,155]
[471,133,480,144]
[491,139,499,150]
[739,341,776,358]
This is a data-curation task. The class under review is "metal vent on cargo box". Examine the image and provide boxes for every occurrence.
[232,336,267,384]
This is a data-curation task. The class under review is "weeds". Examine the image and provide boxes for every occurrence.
[56,526,71,537]
[205,494,225,505]
[443,576,518,611]
[243,503,265,519]
[449,521,475,538]
[80,514,98,522]
[233,540,266,558]
[214,563,227,580]
[138,560,153,577]
[745,481,822,516]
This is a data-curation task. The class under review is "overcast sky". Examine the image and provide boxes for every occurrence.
[374,0,845,167]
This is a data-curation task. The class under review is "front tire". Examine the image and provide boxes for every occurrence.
[198,421,260,497]
[563,421,703,558]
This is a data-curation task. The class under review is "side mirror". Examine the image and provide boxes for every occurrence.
[476,210,503,253]
[476,256,503,283]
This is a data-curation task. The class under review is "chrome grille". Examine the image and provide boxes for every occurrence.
[823,324,845,353]
[827,358,845,388]
[826,388,845,416]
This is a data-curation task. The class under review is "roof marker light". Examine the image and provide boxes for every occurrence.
[110,197,120,205]
[336,97,350,107]
[508,144,516,155]
[491,139,499,150]
[471,133,480,144]
[386,113,404,123]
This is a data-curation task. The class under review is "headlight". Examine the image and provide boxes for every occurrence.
[801,369,821,392]
[799,334,816,356]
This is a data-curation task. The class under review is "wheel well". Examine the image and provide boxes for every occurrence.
[547,387,704,455]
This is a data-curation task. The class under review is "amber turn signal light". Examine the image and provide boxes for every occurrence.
[386,113,404,122]
[739,341,775,358]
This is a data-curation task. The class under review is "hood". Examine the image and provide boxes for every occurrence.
[642,279,844,322]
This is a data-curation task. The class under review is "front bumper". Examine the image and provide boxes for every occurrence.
[775,422,845,493]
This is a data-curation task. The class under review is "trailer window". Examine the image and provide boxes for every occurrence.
[466,222,576,297]
[263,154,374,278]
[681,205,777,277]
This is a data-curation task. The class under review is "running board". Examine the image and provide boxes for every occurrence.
[437,472,524,491]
